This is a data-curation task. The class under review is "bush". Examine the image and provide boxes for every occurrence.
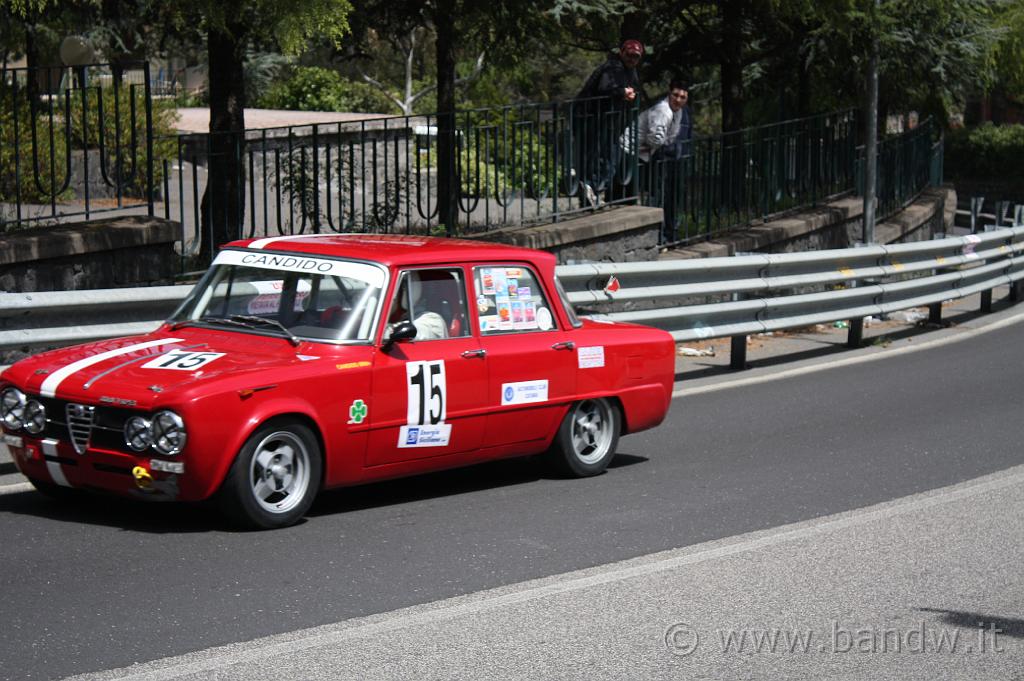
[945,123,1024,180]
[259,66,397,114]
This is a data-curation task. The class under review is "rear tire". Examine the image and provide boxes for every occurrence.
[547,398,620,477]
[219,418,322,529]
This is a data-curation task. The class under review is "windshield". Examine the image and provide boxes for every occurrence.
[170,250,387,343]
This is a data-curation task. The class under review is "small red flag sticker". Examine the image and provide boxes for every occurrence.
[604,275,620,294]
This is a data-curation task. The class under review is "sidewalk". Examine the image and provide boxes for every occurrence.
[71,462,1024,680]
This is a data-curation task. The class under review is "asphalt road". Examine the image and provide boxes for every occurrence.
[2,310,1024,680]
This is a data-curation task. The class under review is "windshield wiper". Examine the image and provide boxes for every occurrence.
[228,315,301,347]
[170,316,249,331]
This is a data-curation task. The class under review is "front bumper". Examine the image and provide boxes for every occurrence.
[5,432,184,500]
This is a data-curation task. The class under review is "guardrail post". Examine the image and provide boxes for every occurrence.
[928,301,943,324]
[728,289,748,370]
[847,317,864,347]
[980,289,993,313]
[730,334,747,370]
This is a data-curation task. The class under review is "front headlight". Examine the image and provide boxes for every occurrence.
[23,399,46,434]
[124,416,152,452]
[1,388,26,430]
[150,411,186,456]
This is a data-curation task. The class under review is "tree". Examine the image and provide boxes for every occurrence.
[164,0,353,260]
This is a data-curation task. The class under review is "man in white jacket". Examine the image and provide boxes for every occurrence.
[635,79,690,162]
[626,79,692,241]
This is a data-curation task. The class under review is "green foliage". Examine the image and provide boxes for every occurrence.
[946,123,1024,179]
[992,0,1024,99]
[260,66,398,113]
[260,66,349,111]
[0,103,71,206]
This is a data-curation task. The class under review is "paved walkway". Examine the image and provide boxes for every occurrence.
[172,108,397,134]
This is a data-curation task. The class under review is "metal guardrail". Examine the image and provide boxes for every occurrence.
[2,227,1023,369]
[560,225,1024,368]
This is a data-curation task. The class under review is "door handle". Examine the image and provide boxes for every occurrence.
[551,341,575,351]
[461,349,486,359]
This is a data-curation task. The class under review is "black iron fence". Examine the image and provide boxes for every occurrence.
[0,62,156,227]
[640,109,860,244]
[157,97,642,265]
[0,62,944,269]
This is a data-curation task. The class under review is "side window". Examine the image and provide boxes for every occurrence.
[386,269,469,341]
[473,265,556,334]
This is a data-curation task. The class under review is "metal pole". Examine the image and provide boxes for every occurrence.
[144,62,155,216]
[862,8,879,245]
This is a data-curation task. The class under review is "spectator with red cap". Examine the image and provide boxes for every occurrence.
[572,39,646,207]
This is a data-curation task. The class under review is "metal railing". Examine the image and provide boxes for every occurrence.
[0,62,156,228]
[156,97,641,265]
[2,225,1022,368]
[0,62,942,270]
[640,110,860,244]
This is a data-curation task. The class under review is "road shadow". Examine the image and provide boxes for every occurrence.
[919,607,1024,638]
[0,487,229,534]
[1,450,649,531]
[313,450,648,515]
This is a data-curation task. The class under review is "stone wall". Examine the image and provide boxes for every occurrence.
[661,185,954,261]
[478,206,663,264]
[0,215,180,292]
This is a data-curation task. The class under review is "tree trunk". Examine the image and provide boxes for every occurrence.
[200,20,247,263]
[435,1,458,235]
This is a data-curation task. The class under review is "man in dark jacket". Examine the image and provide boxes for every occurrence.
[572,39,644,206]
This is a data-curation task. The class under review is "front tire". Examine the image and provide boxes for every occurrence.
[547,398,620,477]
[219,418,322,529]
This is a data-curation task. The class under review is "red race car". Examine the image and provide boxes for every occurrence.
[1,235,675,528]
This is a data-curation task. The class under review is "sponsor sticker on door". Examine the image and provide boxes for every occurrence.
[500,380,549,406]
[398,424,452,448]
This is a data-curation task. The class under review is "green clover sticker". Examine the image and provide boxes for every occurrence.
[348,399,368,424]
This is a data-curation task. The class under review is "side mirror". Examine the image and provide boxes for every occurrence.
[383,320,417,350]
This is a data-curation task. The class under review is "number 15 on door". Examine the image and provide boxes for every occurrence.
[406,360,447,425]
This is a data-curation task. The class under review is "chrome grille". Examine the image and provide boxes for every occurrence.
[65,403,95,455]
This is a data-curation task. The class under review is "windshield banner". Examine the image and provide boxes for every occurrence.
[214,249,386,287]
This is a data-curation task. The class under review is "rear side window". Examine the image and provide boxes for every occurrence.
[473,265,556,334]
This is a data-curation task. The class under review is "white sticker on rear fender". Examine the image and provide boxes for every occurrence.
[578,346,605,369]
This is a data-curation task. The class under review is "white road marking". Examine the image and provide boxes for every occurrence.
[40,338,184,398]
[0,482,32,495]
[67,463,1024,681]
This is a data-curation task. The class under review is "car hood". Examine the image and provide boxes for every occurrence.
[2,327,355,408]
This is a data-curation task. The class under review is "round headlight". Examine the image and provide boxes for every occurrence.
[1,388,26,430]
[124,415,152,452]
[23,399,46,435]
[150,411,186,456]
